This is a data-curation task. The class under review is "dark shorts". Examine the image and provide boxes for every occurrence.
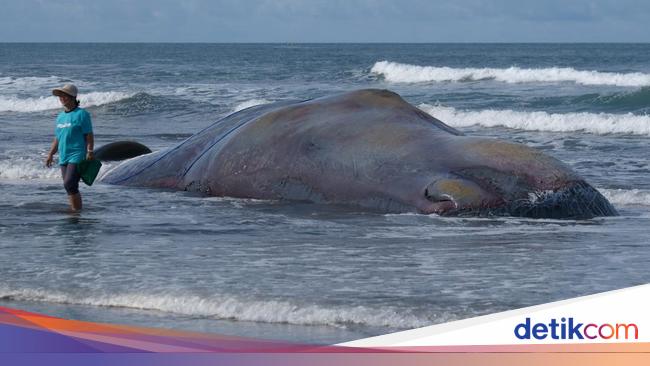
[60,163,81,195]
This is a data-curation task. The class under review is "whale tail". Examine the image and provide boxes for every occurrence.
[94,141,152,161]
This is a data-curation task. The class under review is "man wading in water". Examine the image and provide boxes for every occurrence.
[45,84,94,211]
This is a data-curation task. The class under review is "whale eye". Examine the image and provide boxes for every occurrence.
[424,188,454,203]
[423,181,460,214]
[424,178,486,208]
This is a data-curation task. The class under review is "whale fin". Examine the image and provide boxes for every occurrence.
[94,141,152,161]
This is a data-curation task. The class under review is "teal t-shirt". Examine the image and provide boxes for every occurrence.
[55,107,93,165]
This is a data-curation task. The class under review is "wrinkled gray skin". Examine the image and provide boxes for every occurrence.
[100,89,617,219]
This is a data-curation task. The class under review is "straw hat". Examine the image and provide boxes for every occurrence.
[52,84,78,98]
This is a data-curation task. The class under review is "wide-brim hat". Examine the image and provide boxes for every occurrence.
[52,84,78,98]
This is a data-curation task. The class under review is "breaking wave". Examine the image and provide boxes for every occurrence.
[0,91,135,113]
[599,189,650,206]
[233,98,272,112]
[418,104,650,135]
[0,156,60,181]
[0,287,433,329]
[371,61,650,87]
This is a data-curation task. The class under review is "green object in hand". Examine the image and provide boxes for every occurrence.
[77,159,103,186]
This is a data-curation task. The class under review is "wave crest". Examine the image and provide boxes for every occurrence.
[591,87,650,112]
[418,104,650,135]
[0,91,134,113]
[0,287,432,329]
[0,157,60,181]
[233,99,272,112]
[371,61,650,87]
[599,189,650,206]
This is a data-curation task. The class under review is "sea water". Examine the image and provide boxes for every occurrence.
[0,43,649,344]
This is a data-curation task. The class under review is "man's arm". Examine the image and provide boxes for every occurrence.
[85,133,94,160]
[45,138,58,167]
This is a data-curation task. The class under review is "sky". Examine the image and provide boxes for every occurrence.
[1,0,649,43]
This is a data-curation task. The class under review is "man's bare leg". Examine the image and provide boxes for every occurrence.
[69,193,82,211]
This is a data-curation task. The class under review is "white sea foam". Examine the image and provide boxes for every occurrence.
[418,104,650,135]
[0,287,432,329]
[599,189,650,206]
[0,91,134,113]
[371,61,650,87]
[0,157,60,181]
[232,99,272,112]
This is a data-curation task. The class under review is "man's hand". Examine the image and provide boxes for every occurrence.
[45,154,54,168]
[86,151,95,160]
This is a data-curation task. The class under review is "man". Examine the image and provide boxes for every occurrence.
[45,84,94,211]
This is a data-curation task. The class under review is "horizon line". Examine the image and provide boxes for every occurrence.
[2,41,649,45]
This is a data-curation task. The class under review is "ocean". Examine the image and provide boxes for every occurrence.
[0,43,649,344]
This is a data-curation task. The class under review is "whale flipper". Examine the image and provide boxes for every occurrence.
[95,141,152,161]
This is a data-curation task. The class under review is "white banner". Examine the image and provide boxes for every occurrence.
[341,284,649,347]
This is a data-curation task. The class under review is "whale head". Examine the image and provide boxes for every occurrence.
[419,138,617,219]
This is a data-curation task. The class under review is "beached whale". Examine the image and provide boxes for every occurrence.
[97,89,617,219]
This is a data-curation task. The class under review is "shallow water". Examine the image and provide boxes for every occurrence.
[1,43,649,344]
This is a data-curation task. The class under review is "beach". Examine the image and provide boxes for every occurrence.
[1,43,649,344]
